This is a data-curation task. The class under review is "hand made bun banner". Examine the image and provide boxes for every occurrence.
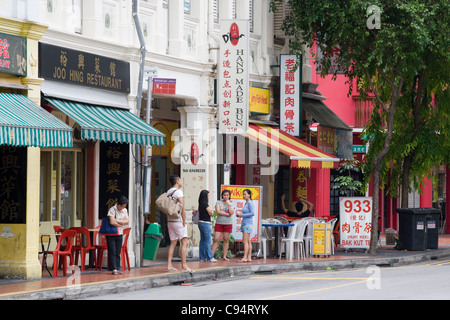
[218,20,249,134]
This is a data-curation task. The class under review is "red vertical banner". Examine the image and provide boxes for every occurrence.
[291,167,307,202]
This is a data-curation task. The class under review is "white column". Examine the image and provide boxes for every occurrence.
[178,105,218,209]
[168,0,185,56]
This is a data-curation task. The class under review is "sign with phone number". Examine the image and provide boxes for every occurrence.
[339,197,373,250]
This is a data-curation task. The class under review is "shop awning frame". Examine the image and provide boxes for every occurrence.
[302,94,352,131]
[45,98,165,146]
[246,124,339,169]
[0,93,73,148]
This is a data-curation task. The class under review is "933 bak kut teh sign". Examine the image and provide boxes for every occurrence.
[218,20,249,134]
[340,197,373,250]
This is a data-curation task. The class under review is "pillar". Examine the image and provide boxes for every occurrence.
[420,172,433,208]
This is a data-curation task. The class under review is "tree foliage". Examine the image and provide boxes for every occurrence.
[271,0,449,253]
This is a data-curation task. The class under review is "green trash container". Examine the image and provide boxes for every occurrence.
[396,208,441,251]
[144,223,163,260]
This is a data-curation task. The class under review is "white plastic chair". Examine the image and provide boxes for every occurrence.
[273,216,289,224]
[303,218,320,256]
[257,219,277,259]
[279,220,308,260]
[328,218,338,254]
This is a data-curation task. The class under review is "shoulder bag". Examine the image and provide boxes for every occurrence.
[155,189,182,220]
[99,208,120,236]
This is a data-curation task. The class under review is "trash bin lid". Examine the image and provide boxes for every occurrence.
[396,208,441,215]
[145,223,162,236]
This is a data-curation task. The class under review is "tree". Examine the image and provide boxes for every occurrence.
[271,0,450,253]
[332,157,363,197]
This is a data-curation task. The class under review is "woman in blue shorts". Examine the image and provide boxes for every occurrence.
[236,189,255,262]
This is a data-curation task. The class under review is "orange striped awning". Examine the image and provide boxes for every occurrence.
[246,124,339,169]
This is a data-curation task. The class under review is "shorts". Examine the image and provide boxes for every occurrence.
[240,223,254,234]
[214,223,232,233]
[167,221,187,241]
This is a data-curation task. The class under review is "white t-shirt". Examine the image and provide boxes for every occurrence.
[107,205,128,235]
[167,187,183,200]
[167,187,183,222]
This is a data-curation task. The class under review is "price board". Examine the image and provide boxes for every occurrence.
[339,197,373,250]
[312,223,332,256]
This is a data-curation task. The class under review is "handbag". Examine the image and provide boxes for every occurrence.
[155,189,182,220]
[192,210,199,224]
[99,209,119,236]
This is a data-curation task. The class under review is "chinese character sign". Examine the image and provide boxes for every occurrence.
[218,20,249,134]
[280,55,301,136]
[0,146,26,224]
[291,167,307,201]
[220,185,262,243]
[339,197,373,250]
[98,142,129,219]
[0,33,27,76]
[318,126,337,156]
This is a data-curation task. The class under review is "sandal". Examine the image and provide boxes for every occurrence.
[112,270,119,275]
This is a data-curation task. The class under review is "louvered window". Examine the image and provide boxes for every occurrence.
[249,0,253,33]
[213,0,219,23]
[274,0,290,37]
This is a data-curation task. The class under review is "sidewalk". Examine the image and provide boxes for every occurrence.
[2,235,450,300]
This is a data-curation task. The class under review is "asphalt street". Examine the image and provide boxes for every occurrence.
[83,258,450,300]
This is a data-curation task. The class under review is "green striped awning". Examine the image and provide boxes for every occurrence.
[0,93,73,148]
[46,98,165,146]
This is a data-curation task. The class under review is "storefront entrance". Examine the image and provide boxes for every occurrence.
[39,149,84,231]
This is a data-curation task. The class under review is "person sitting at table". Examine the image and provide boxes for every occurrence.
[280,194,313,218]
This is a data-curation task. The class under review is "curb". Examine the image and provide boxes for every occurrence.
[4,248,450,300]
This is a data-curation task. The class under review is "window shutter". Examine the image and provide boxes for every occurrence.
[274,0,291,37]
[213,0,219,24]
[249,0,253,33]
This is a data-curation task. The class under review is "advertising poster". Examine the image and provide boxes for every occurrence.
[339,197,373,250]
[220,185,262,243]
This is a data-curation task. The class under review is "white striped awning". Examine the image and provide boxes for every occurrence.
[45,98,165,146]
[0,93,73,148]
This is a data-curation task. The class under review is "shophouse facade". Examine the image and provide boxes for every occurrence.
[1,0,354,279]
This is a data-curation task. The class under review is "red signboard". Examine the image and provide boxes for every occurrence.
[152,78,176,95]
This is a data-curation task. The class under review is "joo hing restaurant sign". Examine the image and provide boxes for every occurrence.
[39,43,130,94]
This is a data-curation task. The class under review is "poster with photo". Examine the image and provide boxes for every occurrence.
[220,185,262,243]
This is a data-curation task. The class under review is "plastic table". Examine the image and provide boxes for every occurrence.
[262,223,295,257]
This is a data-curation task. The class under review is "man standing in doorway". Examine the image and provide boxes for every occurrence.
[166,174,194,273]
